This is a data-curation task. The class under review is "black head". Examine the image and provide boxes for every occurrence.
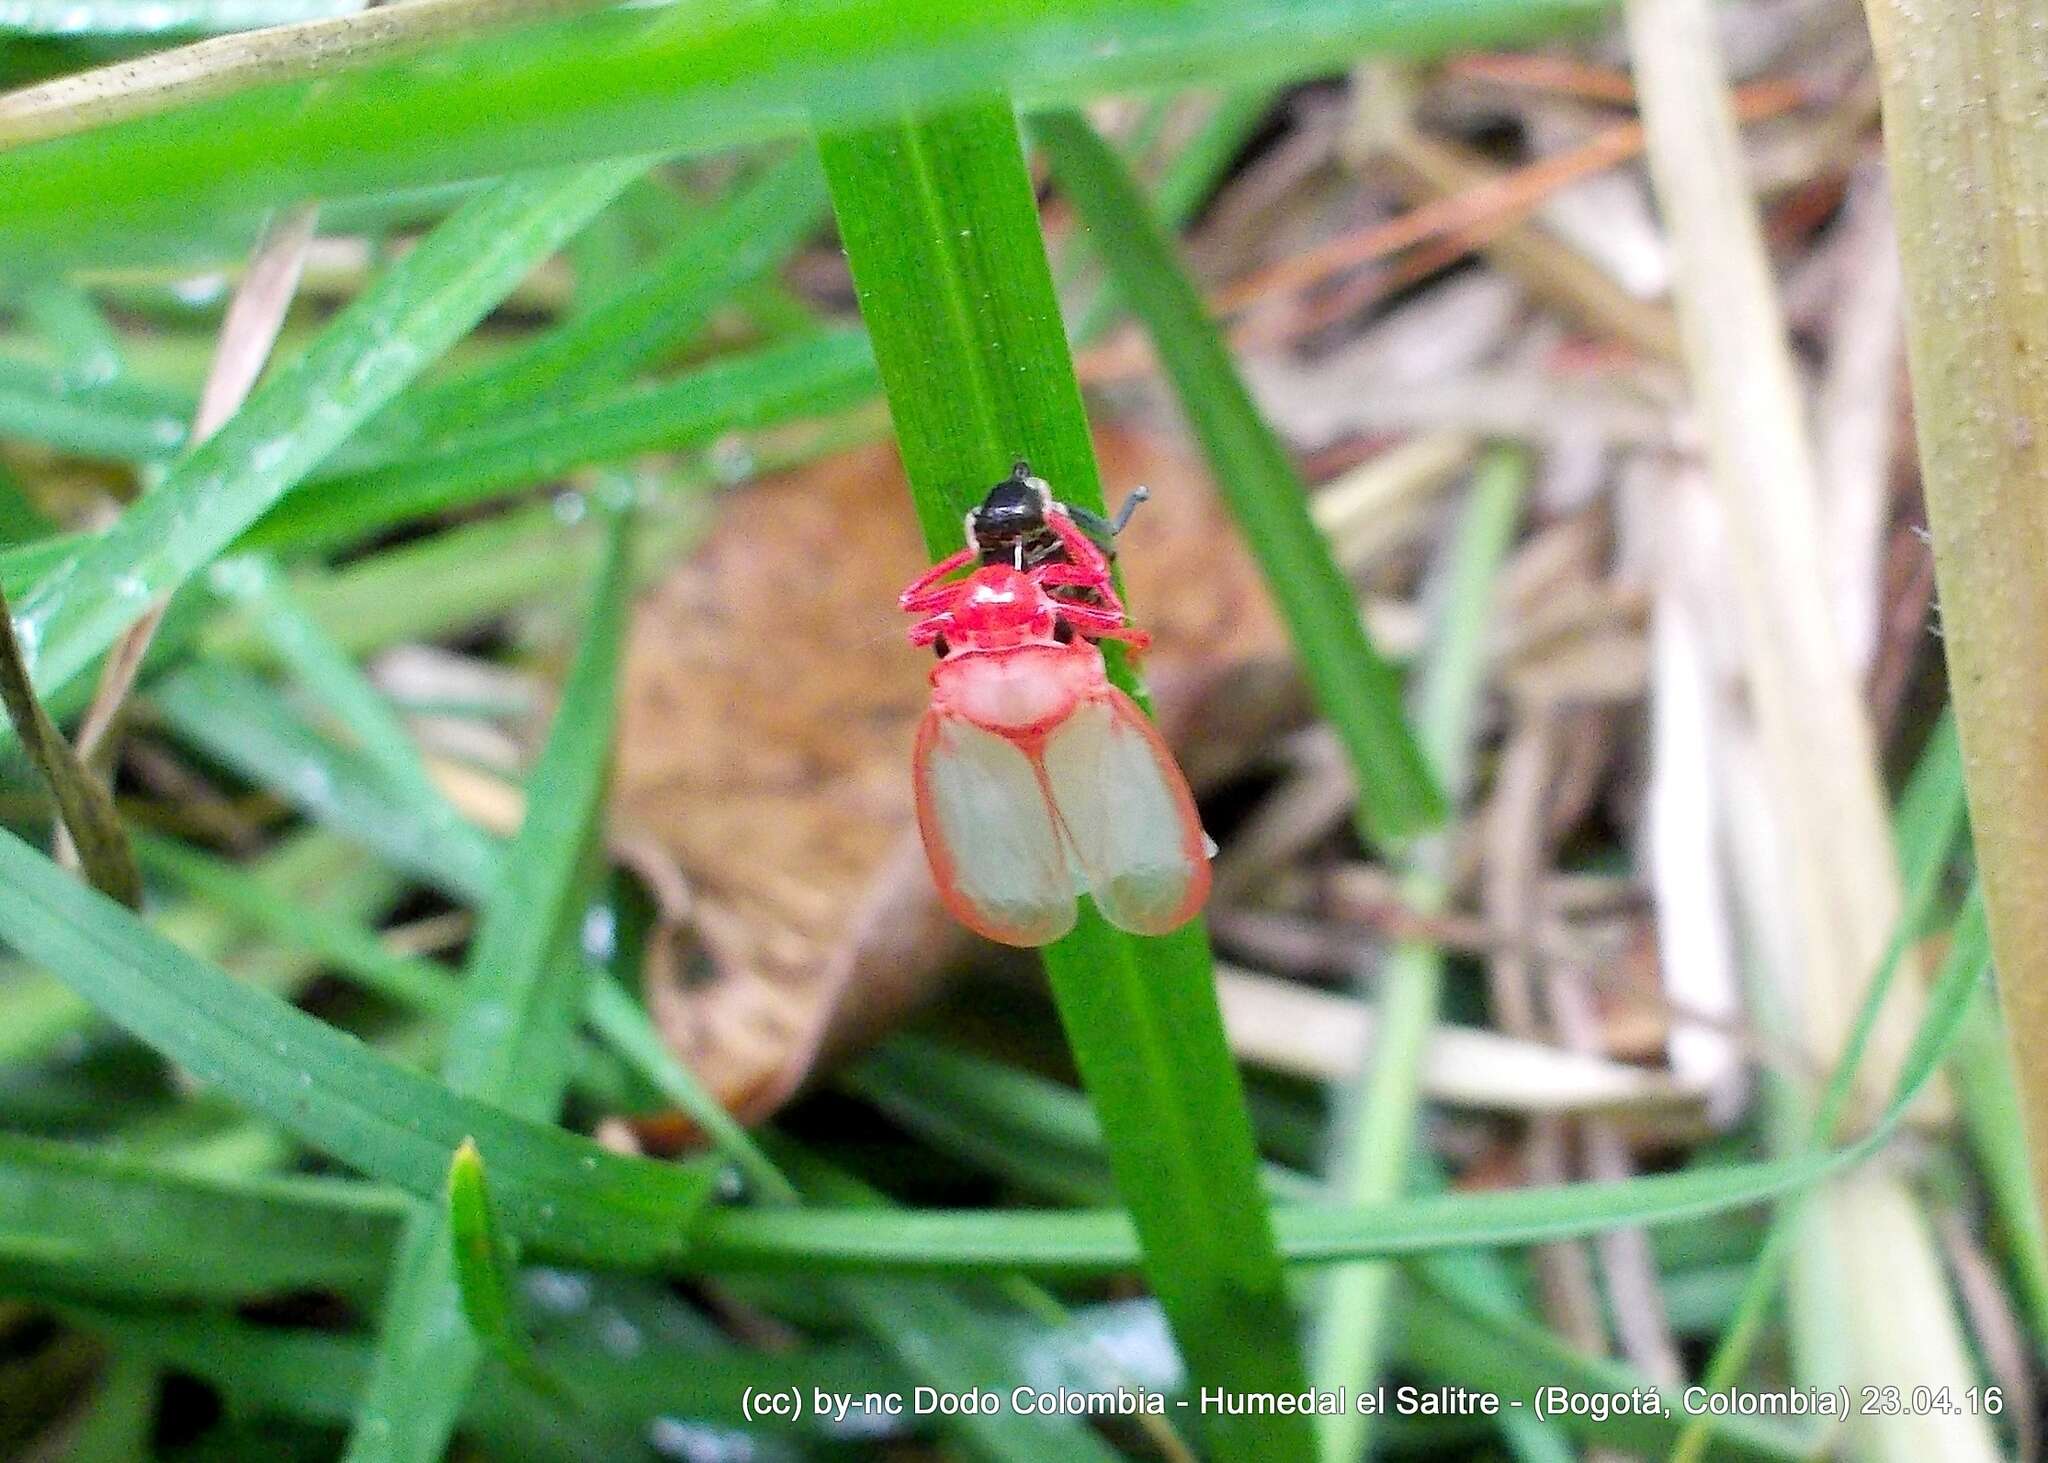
[966,460,1051,556]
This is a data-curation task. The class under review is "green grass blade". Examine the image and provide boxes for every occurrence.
[0,357,184,462]
[0,827,395,1070]
[1313,447,1525,1462]
[0,898,1983,1294]
[212,504,624,660]
[787,1155,1127,1463]
[0,0,1611,263]
[63,1297,896,1436]
[383,150,827,441]
[0,1130,404,1299]
[5,159,646,713]
[438,512,626,1116]
[348,512,630,1459]
[151,661,497,898]
[1396,1269,1805,1463]
[145,670,797,1186]
[447,1140,565,1397]
[690,925,1985,1272]
[17,277,125,386]
[239,330,874,554]
[818,101,1313,1460]
[1952,982,2048,1348]
[1034,106,1443,844]
[0,828,718,1264]
[1068,86,1273,344]
[204,555,451,811]
[135,837,463,1018]
[0,463,54,545]
[54,1350,155,1462]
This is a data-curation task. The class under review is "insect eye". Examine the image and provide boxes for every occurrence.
[932,634,950,659]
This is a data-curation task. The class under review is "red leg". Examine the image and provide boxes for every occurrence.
[898,547,976,612]
[1058,600,1151,655]
[908,612,950,647]
[1044,510,1116,589]
[1096,624,1152,657]
[1042,512,1137,615]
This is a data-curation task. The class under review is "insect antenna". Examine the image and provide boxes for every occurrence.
[1110,485,1150,534]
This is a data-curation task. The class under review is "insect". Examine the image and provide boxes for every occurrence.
[912,461,1151,636]
[898,473,1210,947]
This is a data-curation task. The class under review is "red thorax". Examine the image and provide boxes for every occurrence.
[924,564,1062,653]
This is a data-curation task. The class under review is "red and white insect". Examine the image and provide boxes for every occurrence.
[898,479,1211,947]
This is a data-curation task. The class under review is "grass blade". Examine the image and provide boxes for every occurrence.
[692,922,1984,1273]
[0,0,1611,262]
[0,827,718,1264]
[0,896,1983,1296]
[1034,107,1443,845]
[0,0,358,34]
[240,330,875,555]
[138,834,462,1017]
[1313,447,1525,1461]
[0,1130,403,1298]
[1066,87,1273,344]
[5,159,645,714]
[447,1140,562,1395]
[381,150,828,441]
[204,555,450,811]
[151,662,497,899]
[1865,0,2048,1266]
[819,101,1313,1459]
[347,512,630,1459]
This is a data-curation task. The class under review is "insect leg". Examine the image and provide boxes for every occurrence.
[899,547,977,612]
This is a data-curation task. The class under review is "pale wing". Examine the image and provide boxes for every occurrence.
[1040,689,1211,937]
[913,707,1078,947]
